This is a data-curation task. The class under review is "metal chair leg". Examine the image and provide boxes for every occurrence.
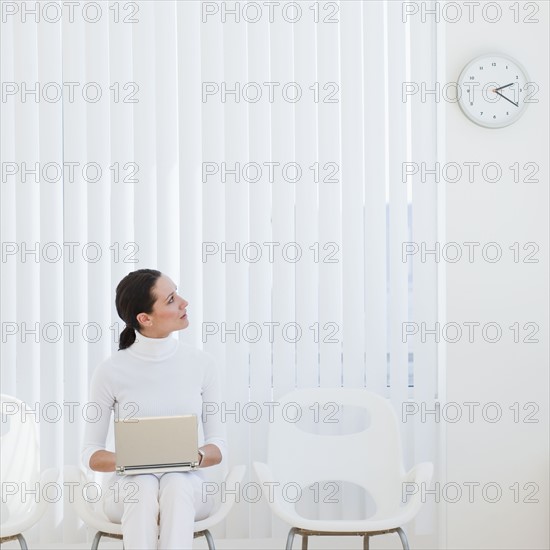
[285,527,298,550]
[301,534,308,550]
[203,529,215,550]
[91,531,102,550]
[15,534,28,550]
[396,527,410,550]
[363,534,370,550]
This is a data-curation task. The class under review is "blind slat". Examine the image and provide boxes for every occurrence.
[248,13,277,539]
[223,14,251,539]
[387,0,411,415]
[364,0,389,396]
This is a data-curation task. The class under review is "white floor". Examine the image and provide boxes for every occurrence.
[0,535,413,550]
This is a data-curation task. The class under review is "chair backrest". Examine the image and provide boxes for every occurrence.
[1,394,41,519]
[267,388,406,517]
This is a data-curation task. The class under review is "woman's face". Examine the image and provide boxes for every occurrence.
[137,274,189,337]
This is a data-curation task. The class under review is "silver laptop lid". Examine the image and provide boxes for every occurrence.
[114,414,198,471]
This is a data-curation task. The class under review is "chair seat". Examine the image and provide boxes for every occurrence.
[271,513,417,533]
[64,464,246,549]
[0,457,59,536]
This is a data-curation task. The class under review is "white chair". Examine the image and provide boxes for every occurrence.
[253,388,433,550]
[64,463,246,549]
[0,394,59,550]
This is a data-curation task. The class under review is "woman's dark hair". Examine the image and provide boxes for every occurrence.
[116,269,162,350]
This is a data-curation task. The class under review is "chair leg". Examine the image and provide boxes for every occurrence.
[16,534,28,550]
[301,534,308,550]
[91,531,102,550]
[285,527,298,550]
[203,529,215,550]
[396,527,410,550]
[363,534,370,550]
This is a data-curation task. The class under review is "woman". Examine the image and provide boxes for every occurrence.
[81,269,226,550]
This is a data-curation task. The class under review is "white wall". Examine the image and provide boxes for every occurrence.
[443,2,549,548]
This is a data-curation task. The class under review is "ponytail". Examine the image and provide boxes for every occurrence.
[118,325,137,351]
[115,269,161,351]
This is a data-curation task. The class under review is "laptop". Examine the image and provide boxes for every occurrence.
[114,414,199,475]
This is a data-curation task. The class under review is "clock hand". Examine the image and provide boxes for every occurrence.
[494,82,515,92]
[495,90,519,108]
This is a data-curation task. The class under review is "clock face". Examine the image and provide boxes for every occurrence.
[457,54,530,128]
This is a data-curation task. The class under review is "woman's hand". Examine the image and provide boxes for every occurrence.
[89,450,117,472]
[197,444,222,468]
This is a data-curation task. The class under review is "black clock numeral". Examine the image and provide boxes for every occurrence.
[480,112,483,115]
[493,115,496,119]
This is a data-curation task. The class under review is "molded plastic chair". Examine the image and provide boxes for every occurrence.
[0,394,59,550]
[64,463,246,549]
[253,388,433,550]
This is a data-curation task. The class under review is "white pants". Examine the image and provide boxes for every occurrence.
[103,471,214,550]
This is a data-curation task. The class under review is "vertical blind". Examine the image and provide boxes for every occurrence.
[0,0,439,545]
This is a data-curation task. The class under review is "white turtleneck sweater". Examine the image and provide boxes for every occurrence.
[81,332,227,470]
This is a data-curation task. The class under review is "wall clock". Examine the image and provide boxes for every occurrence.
[457,53,531,128]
